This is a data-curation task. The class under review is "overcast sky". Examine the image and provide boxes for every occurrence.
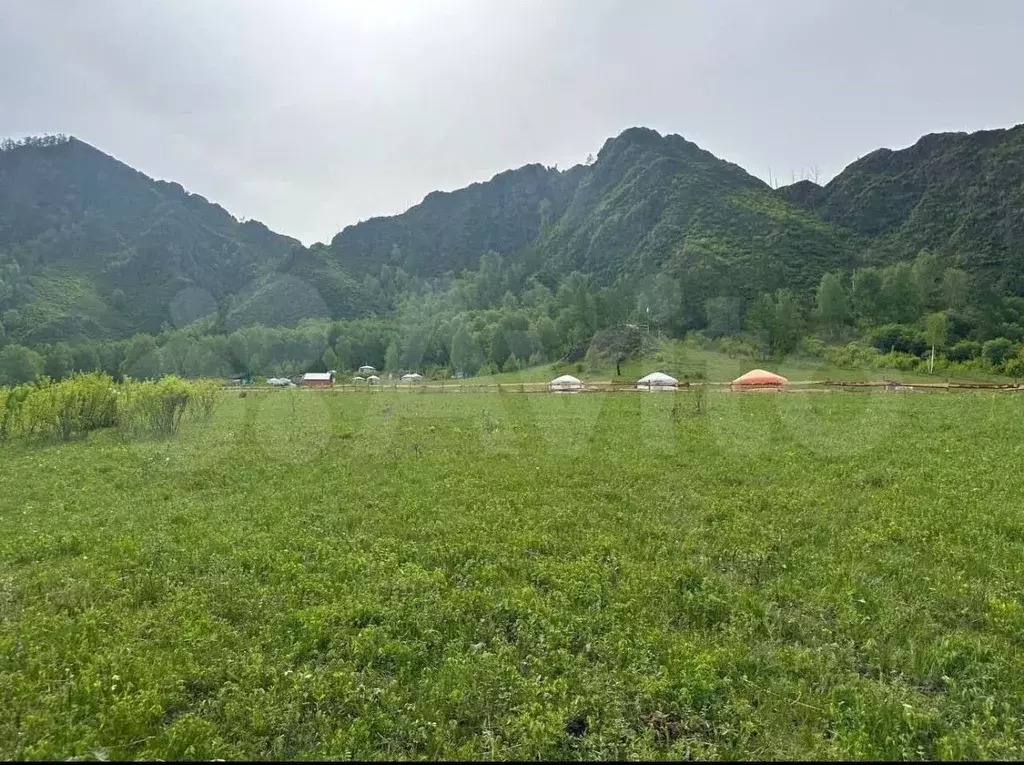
[2,0,1023,245]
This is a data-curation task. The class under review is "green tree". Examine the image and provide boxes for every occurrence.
[746,290,803,359]
[942,268,971,311]
[488,327,511,369]
[912,249,944,311]
[947,339,982,362]
[450,325,483,377]
[44,343,74,380]
[534,316,559,358]
[2,309,21,334]
[0,344,44,386]
[850,268,884,325]
[333,337,353,371]
[121,335,163,380]
[982,337,1016,368]
[321,347,339,372]
[72,346,101,374]
[555,271,598,352]
[384,339,401,373]
[1003,352,1024,380]
[704,297,743,338]
[500,291,519,312]
[521,279,553,309]
[881,263,921,324]
[652,273,683,336]
[815,273,849,338]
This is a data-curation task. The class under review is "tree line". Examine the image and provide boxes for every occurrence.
[3,245,1024,386]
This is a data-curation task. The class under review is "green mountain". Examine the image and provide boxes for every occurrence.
[527,127,854,298]
[329,162,585,278]
[328,127,855,304]
[778,124,1024,293]
[0,136,300,344]
[3,123,1024,352]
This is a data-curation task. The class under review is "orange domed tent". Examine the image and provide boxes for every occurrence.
[731,369,788,390]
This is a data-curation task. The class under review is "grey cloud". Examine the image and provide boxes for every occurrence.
[2,0,1022,244]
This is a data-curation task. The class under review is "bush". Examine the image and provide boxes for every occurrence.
[683,331,713,350]
[947,340,982,362]
[876,352,924,372]
[0,374,215,443]
[25,373,118,440]
[1003,357,1024,379]
[867,324,927,356]
[119,376,193,437]
[823,342,881,369]
[798,336,827,358]
[188,380,221,422]
[982,338,1017,368]
[587,325,645,365]
[718,337,756,359]
[0,385,32,441]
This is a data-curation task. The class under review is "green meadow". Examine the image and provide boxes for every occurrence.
[3,389,1024,759]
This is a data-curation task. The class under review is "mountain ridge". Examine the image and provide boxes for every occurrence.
[2,122,1023,349]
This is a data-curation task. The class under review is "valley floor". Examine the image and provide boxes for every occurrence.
[2,391,1023,759]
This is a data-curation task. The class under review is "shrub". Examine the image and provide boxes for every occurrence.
[587,325,645,365]
[188,380,222,422]
[25,373,118,440]
[867,324,927,356]
[683,331,712,350]
[0,384,32,441]
[823,342,881,369]
[876,352,923,372]
[718,337,756,359]
[119,376,193,437]
[947,340,982,362]
[982,338,1017,368]
[798,336,827,358]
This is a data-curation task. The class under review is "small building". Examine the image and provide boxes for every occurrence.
[351,376,367,384]
[358,365,377,375]
[366,375,382,385]
[635,372,679,391]
[302,372,334,387]
[401,373,424,384]
[731,369,787,390]
[548,374,584,392]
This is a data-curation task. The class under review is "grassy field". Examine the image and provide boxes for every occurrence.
[3,388,1024,759]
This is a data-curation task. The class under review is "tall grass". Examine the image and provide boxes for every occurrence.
[0,373,221,442]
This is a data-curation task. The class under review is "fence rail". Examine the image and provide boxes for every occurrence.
[226,378,1024,395]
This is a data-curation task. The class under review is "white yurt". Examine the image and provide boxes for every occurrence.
[401,373,424,383]
[358,365,377,375]
[548,374,584,392]
[635,372,679,391]
[366,375,382,385]
[351,376,366,384]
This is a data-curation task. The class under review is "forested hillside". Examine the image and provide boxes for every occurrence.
[2,123,1024,387]
[330,163,586,278]
[778,124,1024,291]
[0,136,299,345]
